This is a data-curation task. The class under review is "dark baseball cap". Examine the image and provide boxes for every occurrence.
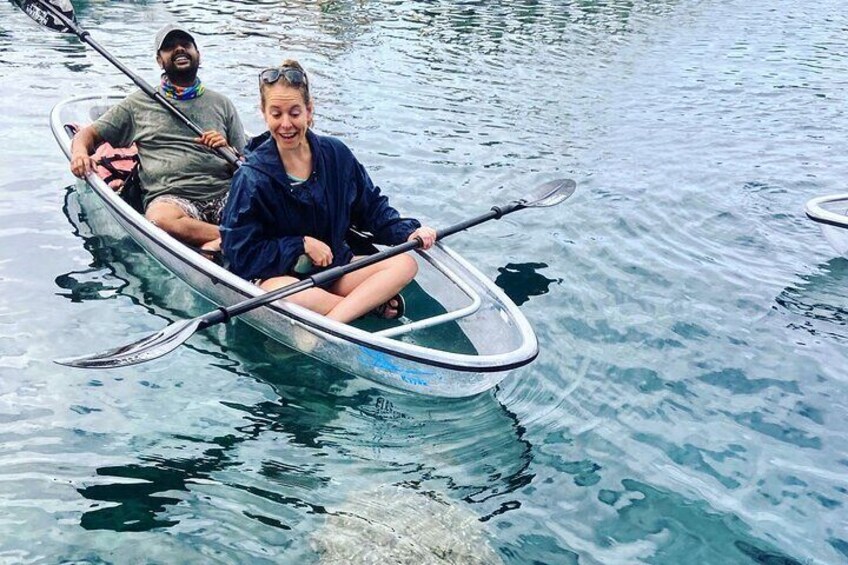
[154,23,196,52]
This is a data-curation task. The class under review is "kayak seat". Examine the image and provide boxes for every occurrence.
[64,123,144,214]
[198,247,229,269]
[346,226,379,255]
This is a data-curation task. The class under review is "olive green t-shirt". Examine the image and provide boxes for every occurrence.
[93,88,246,207]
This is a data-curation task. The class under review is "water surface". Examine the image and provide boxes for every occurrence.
[0,0,846,563]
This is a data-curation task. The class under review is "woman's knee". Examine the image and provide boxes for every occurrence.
[298,288,342,314]
[391,254,418,283]
[259,275,297,292]
[262,279,340,315]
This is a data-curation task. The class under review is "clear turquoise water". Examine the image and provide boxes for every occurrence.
[1,1,846,563]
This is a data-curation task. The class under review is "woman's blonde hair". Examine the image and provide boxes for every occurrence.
[259,58,311,110]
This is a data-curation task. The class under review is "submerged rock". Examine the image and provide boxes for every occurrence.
[311,486,503,564]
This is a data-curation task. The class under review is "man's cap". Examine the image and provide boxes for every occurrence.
[154,24,196,52]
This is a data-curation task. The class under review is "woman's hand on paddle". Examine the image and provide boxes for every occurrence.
[409,226,437,250]
[196,130,228,149]
[304,236,333,267]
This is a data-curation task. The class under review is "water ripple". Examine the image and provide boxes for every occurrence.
[1,0,847,562]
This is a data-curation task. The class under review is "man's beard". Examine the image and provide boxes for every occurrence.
[164,59,199,85]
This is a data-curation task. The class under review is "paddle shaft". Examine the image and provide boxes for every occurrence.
[197,201,524,330]
[35,0,241,167]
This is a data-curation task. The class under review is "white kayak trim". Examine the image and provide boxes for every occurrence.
[374,250,483,338]
[805,193,848,229]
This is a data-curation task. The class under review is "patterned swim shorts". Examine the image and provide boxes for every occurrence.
[148,193,229,224]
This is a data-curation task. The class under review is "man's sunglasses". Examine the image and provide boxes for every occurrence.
[259,66,307,86]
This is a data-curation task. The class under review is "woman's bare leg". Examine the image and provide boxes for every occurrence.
[257,253,417,323]
[259,275,344,315]
[324,254,418,323]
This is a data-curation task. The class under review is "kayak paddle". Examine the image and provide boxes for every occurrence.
[56,178,577,368]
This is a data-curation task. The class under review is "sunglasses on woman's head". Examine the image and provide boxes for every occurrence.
[259,67,307,86]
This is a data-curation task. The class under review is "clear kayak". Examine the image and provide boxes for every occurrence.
[805,194,848,256]
[50,94,539,397]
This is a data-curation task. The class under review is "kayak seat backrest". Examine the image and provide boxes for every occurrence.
[65,123,144,214]
[346,227,378,255]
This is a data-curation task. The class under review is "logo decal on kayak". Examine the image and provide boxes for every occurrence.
[358,347,432,386]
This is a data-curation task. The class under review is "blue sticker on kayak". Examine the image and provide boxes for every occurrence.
[358,347,432,386]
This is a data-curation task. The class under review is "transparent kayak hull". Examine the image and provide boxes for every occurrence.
[805,194,848,256]
[51,95,538,397]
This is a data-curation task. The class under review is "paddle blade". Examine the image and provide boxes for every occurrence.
[55,318,202,369]
[521,178,576,208]
[14,0,76,33]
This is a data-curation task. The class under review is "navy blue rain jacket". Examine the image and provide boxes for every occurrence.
[221,130,421,282]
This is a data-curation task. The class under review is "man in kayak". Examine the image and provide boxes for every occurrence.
[69,24,246,254]
[221,59,436,322]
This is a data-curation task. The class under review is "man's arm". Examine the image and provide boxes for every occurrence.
[69,125,104,178]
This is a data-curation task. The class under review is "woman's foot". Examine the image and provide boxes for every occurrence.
[370,294,405,320]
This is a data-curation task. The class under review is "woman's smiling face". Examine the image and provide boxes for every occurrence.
[262,83,313,151]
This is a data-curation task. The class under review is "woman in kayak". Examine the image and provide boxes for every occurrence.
[220,59,436,323]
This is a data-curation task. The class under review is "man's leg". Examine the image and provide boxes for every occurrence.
[145,197,220,248]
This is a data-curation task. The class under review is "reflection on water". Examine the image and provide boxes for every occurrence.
[593,480,803,565]
[776,257,848,342]
[73,354,531,561]
[55,186,135,303]
[494,262,559,306]
[79,463,187,532]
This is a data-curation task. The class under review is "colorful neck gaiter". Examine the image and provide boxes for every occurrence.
[160,75,205,100]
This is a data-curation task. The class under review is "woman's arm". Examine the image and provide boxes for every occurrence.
[220,174,306,281]
[350,160,421,245]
